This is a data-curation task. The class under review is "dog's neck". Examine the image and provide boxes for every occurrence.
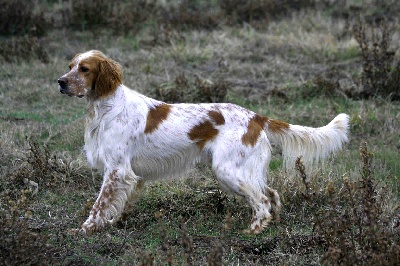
[86,84,124,113]
[85,84,125,124]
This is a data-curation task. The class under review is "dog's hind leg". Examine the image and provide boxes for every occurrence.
[212,162,277,234]
[239,184,274,234]
[211,133,282,234]
[265,186,281,222]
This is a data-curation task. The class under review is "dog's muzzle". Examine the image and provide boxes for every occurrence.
[58,77,69,94]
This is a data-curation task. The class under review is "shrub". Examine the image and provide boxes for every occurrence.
[150,73,228,103]
[110,1,159,36]
[70,0,113,31]
[220,0,317,27]
[298,143,400,265]
[0,36,49,63]
[66,0,321,35]
[220,0,270,24]
[11,139,67,188]
[161,0,220,31]
[0,0,48,62]
[7,138,90,194]
[0,138,62,265]
[0,189,57,266]
[0,137,94,265]
[353,17,400,100]
[0,0,47,37]
[193,76,229,103]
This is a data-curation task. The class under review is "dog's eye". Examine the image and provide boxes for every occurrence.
[81,66,89,72]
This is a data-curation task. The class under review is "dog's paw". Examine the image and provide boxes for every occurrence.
[68,228,89,237]
[242,227,263,235]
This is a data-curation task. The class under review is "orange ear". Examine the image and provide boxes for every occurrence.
[95,58,123,97]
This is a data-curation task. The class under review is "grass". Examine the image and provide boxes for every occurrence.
[1,1,400,265]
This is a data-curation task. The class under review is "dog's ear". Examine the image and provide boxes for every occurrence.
[95,58,123,97]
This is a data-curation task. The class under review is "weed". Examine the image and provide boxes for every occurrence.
[221,0,317,28]
[138,251,155,266]
[220,0,273,27]
[65,0,320,35]
[150,73,228,103]
[70,0,113,31]
[295,156,314,202]
[298,143,400,265]
[7,137,90,195]
[160,227,174,266]
[0,0,47,37]
[163,0,220,31]
[206,213,233,266]
[0,189,57,265]
[353,17,400,100]
[0,36,49,63]
[110,1,160,36]
[207,240,224,266]
[11,138,67,188]
[194,76,229,103]
[1,1,400,264]
[281,74,343,102]
[151,73,186,103]
[180,223,194,265]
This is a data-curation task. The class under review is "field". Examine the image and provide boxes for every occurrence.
[1,0,400,265]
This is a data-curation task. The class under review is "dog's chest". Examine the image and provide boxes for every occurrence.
[83,107,146,168]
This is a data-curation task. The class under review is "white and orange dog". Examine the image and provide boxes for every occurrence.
[58,50,349,234]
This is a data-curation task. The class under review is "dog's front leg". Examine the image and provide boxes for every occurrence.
[80,168,138,234]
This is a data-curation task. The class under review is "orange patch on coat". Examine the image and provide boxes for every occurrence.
[242,115,290,146]
[242,114,266,147]
[267,119,289,133]
[208,110,225,125]
[145,104,171,134]
[188,120,219,150]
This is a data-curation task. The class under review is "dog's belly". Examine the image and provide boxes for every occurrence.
[130,145,205,180]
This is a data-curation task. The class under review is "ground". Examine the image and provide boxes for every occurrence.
[0,1,399,265]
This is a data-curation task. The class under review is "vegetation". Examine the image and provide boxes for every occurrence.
[1,0,399,265]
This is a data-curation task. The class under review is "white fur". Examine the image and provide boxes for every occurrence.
[58,51,350,234]
[267,113,350,170]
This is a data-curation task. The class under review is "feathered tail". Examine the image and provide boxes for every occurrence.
[265,114,350,170]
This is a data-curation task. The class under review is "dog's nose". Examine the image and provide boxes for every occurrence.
[58,77,67,87]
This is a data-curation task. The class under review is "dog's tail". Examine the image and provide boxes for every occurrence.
[265,113,350,170]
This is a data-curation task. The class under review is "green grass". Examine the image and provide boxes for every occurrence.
[1,2,400,265]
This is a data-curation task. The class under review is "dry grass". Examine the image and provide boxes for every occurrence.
[353,17,400,100]
[301,143,400,265]
[148,73,228,103]
[0,1,400,265]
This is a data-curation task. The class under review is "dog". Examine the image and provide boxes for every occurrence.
[58,50,349,234]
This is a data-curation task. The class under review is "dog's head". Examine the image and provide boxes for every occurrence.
[57,50,122,98]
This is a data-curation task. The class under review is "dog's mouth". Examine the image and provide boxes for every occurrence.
[59,87,84,98]
[59,87,68,94]
[59,86,72,96]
